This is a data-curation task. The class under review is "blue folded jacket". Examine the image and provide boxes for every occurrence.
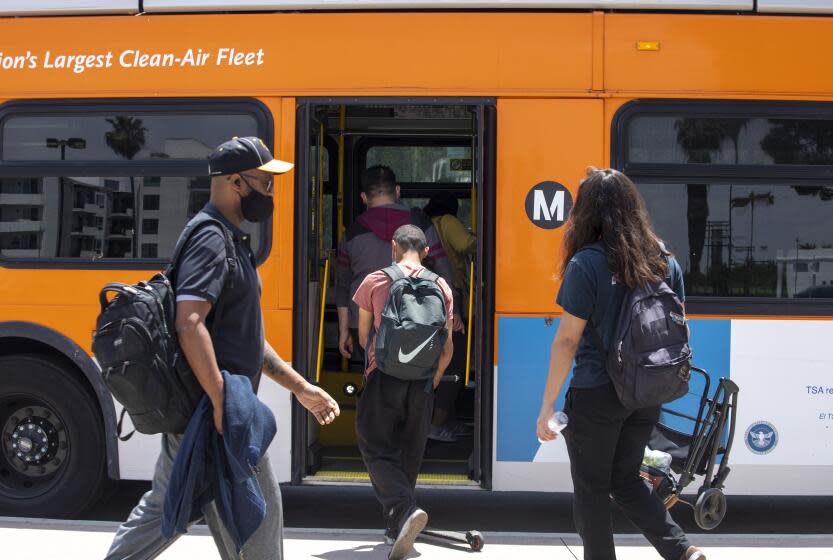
[162,371,277,550]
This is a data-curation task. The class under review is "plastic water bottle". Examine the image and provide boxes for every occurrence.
[643,446,672,473]
[538,411,568,443]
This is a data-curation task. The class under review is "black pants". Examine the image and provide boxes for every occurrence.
[563,382,690,560]
[356,370,434,529]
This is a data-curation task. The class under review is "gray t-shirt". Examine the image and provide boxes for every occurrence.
[556,242,685,389]
[175,204,264,387]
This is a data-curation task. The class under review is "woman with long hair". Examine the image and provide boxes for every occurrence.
[536,168,704,560]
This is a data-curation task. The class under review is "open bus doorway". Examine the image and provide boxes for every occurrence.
[292,100,495,488]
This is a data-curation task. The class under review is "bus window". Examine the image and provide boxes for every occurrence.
[2,113,258,162]
[0,99,270,265]
[637,181,833,299]
[626,114,833,166]
[366,145,473,184]
[615,101,833,308]
[0,175,263,260]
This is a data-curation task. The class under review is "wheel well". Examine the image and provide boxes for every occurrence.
[0,338,101,407]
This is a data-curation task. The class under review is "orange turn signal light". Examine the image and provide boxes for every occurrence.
[637,41,661,51]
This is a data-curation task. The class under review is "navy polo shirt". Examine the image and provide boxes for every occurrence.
[175,203,264,387]
[556,242,685,389]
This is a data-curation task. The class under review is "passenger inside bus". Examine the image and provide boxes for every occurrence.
[423,191,477,443]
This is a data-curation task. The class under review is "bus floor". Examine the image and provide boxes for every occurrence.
[308,370,477,486]
[313,435,475,485]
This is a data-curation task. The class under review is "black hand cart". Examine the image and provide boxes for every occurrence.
[640,366,740,530]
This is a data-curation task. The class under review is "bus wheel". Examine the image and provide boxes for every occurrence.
[0,354,107,517]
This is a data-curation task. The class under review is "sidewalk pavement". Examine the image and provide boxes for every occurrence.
[2,517,832,559]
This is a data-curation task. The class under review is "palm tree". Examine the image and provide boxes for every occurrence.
[675,118,748,293]
[105,117,147,257]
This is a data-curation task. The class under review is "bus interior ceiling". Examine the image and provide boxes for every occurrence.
[303,104,480,485]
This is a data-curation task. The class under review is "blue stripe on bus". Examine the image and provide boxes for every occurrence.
[495,316,732,463]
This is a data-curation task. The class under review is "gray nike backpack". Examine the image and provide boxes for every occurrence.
[590,266,692,410]
[373,265,449,381]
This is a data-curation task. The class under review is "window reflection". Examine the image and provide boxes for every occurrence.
[639,182,833,298]
[0,176,261,260]
[628,116,833,166]
[2,114,257,162]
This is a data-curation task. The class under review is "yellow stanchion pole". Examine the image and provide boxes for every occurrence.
[465,261,475,386]
[316,257,330,384]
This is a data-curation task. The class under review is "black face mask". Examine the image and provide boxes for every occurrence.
[239,188,274,223]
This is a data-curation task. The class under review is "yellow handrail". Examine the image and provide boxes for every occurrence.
[316,257,330,384]
[465,261,475,386]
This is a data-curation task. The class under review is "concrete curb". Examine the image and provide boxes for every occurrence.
[2,517,832,548]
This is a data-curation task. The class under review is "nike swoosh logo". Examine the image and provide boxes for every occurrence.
[398,332,437,364]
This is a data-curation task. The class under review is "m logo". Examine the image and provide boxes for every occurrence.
[525,181,573,229]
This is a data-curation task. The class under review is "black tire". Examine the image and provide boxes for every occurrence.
[0,354,107,517]
[466,531,485,552]
[693,488,727,531]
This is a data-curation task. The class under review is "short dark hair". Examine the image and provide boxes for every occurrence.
[361,165,397,198]
[392,224,427,254]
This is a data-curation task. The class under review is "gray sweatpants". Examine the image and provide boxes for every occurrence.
[105,433,283,560]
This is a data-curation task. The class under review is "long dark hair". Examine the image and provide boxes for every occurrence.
[561,168,668,289]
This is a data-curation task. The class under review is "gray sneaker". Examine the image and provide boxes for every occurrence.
[428,424,458,443]
[388,507,428,560]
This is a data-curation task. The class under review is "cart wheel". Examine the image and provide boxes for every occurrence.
[466,531,485,552]
[694,488,727,530]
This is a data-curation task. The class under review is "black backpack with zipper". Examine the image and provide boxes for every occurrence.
[92,216,237,438]
[585,247,692,409]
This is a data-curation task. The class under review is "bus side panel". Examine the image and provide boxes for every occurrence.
[263,309,294,483]
[493,315,833,495]
[728,319,833,495]
[494,98,604,316]
[606,13,833,97]
[493,316,731,491]
[491,98,603,490]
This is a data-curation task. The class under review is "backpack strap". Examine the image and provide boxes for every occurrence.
[419,269,440,283]
[382,264,406,283]
[166,216,238,282]
[116,407,135,442]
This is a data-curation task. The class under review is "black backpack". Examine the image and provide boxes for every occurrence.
[373,265,449,381]
[587,252,692,409]
[92,216,237,438]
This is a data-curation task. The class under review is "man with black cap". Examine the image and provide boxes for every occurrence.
[105,137,340,560]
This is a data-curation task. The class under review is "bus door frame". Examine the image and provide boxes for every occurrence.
[292,98,497,489]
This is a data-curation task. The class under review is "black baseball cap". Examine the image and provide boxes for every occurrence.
[208,136,294,176]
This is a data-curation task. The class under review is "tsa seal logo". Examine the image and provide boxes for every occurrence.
[745,421,778,455]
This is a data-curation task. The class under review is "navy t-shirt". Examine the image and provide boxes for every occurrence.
[556,242,685,389]
[175,204,265,388]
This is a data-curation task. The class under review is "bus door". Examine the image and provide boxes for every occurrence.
[292,99,496,488]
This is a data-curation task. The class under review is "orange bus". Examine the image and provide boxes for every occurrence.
[1,1,833,519]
